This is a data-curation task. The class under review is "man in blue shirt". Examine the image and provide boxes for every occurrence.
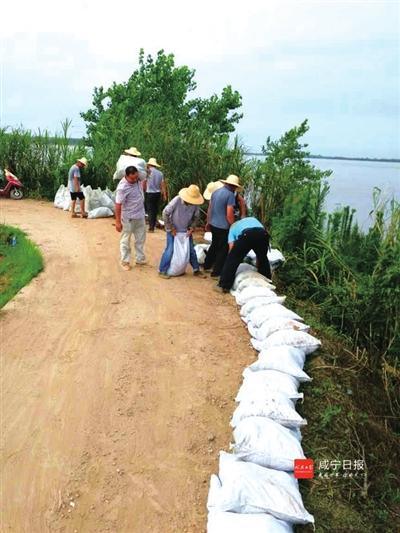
[203,174,242,277]
[145,157,167,232]
[214,216,271,292]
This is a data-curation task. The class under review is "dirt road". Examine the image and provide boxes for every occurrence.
[0,200,253,533]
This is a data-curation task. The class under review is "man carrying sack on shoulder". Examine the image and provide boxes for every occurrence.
[214,216,272,293]
[145,157,167,232]
[158,185,206,279]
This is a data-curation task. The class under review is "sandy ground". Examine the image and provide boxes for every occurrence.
[0,200,254,533]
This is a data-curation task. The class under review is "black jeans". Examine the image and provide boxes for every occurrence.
[219,227,271,290]
[203,225,229,276]
[146,192,161,230]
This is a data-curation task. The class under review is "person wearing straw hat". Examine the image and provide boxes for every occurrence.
[203,174,243,277]
[145,157,167,232]
[113,147,147,182]
[159,185,206,279]
[203,181,224,202]
[115,165,147,271]
[214,216,271,293]
[68,157,88,218]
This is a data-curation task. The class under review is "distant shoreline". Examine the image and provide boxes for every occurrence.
[245,153,400,163]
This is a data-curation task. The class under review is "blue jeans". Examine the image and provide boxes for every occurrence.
[159,232,200,273]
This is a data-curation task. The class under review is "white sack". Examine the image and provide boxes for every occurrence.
[231,392,306,429]
[204,231,213,243]
[241,297,287,323]
[232,416,305,470]
[207,510,293,533]
[263,330,321,355]
[100,191,115,212]
[233,270,268,289]
[167,233,190,276]
[247,352,311,382]
[236,369,302,401]
[207,452,314,525]
[258,346,307,367]
[194,243,209,265]
[236,277,274,292]
[113,154,147,181]
[88,206,114,218]
[248,304,303,328]
[54,184,66,208]
[235,263,257,276]
[250,318,309,341]
[235,286,277,306]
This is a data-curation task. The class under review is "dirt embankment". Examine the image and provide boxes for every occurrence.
[0,200,253,532]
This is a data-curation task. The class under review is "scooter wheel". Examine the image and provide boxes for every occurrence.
[10,188,23,200]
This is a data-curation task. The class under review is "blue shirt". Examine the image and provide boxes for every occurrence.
[68,164,81,192]
[209,185,235,229]
[228,217,264,243]
[147,167,164,193]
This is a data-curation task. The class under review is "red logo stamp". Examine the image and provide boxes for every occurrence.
[294,459,314,479]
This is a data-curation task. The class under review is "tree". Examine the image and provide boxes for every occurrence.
[81,50,246,194]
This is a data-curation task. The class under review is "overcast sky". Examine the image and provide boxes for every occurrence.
[1,0,399,158]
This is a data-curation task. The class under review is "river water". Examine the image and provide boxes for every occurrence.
[311,158,400,228]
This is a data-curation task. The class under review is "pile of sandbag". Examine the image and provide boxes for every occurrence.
[206,263,319,531]
[54,184,116,218]
[194,241,285,271]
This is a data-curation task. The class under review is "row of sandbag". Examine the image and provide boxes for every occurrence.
[54,184,116,218]
[207,263,319,532]
[194,243,286,272]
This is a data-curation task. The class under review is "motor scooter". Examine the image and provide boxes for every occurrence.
[0,169,24,199]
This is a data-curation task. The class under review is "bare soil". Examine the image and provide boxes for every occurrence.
[0,200,253,533]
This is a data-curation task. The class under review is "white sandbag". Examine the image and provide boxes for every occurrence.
[113,154,147,181]
[236,277,275,292]
[207,510,293,533]
[232,416,305,470]
[234,270,268,289]
[104,188,115,201]
[235,286,277,306]
[248,304,303,328]
[167,233,191,276]
[62,188,71,210]
[88,206,114,218]
[268,248,285,269]
[231,392,306,429]
[100,191,115,212]
[235,263,257,276]
[204,231,213,243]
[247,352,311,382]
[54,184,66,208]
[86,188,103,212]
[236,369,302,401]
[240,297,286,320]
[250,318,309,341]
[263,330,321,355]
[194,243,209,265]
[207,452,314,525]
[258,346,307,367]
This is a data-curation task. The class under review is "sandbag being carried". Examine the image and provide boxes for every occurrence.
[232,416,305,470]
[207,510,293,533]
[113,154,147,181]
[207,452,314,525]
[167,233,191,276]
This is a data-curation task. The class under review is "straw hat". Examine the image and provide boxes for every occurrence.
[219,174,242,190]
[124,147,141,156]
[77,157,88,166]
[203,181,224,201]
[179,184,204,205]
[147,157,161,168]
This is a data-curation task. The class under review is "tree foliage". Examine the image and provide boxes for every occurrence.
[81,49,247,195]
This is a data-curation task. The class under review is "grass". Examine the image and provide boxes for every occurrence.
[0,224,44,308]
[285,295,400,532]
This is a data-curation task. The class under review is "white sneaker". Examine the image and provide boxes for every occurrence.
[136,259,147,265]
